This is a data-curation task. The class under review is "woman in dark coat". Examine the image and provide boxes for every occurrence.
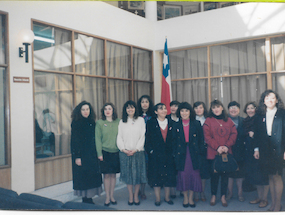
[253,90,285,211]
[243,102,269,208]
[172,102,204,208]
[71,101,102,204]
[145,103,176,206]
[227,101,246,202]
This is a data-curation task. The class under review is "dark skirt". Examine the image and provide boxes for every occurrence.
[100,150,120,174]
[119,151,147,185]
[176,147,202,192]
[267,137,284,176]
[228,161,245,178]
[244,137,269,186]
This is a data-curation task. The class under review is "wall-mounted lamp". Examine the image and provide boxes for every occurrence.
[18,29,35,63]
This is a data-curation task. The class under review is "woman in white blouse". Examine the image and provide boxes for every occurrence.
[117,100,147,206]
[253,90,285,211]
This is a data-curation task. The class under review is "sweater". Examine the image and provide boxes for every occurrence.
[203,117,238,160]
[116,116,146,152]
[95,118,120,157]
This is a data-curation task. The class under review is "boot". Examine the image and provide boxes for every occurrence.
[82,197,94,204]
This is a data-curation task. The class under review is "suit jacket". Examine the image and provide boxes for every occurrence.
[253,109,285,169]
[172,119,204,171]
[231,116,246,162]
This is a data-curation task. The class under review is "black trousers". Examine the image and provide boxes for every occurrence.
[209,160,229,196]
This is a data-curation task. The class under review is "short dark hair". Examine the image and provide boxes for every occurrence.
[71,101,96,121]
[177,102,196,121]
[122,100,139,123]
[243,101,257,114]
[101,102,118,121]
[193,101,208,117]
[137,95,154,117]
[170,100,180,107]
[153,103,166,118]
[209,99,228,121]
[257,89,284,115]
[228,101,240,109]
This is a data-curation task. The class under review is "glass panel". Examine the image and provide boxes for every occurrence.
[169,47,208,79]
[133,82,153,102]
[33,23,72,72]
[171,79,208,106]
[108,79,131,118]
[76,76,106,118]
[74,33,105,76]
[0,15,6,64]
[106,42,131,78]
[271,36,285,71]
[211,75,267,117]
[210,39,266,76]
[133,48,152,81]
[272,72,285,104]
[0,68,6,165]
[34,72,73,159]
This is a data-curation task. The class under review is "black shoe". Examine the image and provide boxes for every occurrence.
[83,197,94,204]
[155,201,161,206]
[104,202,110,207]
[183,203,189,208]
[128,201,133,206]
[170,195,176,199]
[189,203,196,208]
[111,200,117,205]
[134,201,140,206]
[164,199,174,205]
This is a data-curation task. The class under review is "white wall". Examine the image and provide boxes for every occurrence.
[1,1,285,192]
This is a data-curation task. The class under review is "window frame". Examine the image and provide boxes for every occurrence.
[32,19,154,163]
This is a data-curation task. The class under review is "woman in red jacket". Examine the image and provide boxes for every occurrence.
[203,100,237,207]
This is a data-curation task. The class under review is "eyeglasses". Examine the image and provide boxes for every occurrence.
[229,106,239,110]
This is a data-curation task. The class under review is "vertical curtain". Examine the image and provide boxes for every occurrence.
[74,34,104,76]
[133,48,152,81]
[170,47,208,104]
[0,68,6,165]
[107,42,131,116]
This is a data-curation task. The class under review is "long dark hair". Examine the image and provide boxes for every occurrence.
[208,99,228,121]
[137,95,154,117]
[243,101,257,115]
[101,102,118,121]
[177,102,196,121]
[193,101,208,117]
[257,89,284,115]
[122,100,139,123]
[71,101,96,121]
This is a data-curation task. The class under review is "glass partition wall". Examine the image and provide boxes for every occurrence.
[169,36,285,116]
[33,21,153,160]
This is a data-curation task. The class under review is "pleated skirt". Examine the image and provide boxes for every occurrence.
[119,151,147,185]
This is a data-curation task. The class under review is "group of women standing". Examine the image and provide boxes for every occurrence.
[70,89,285,211]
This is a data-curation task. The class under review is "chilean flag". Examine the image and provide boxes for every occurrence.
[161,39,172,115]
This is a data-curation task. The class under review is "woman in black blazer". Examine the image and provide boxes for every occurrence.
[172,102,204,208]
[253,90,285,211]
[145,103,176,206]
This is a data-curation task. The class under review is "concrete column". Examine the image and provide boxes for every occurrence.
[145,1,157,22]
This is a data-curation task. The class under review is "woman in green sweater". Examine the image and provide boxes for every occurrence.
[95,103,120,206]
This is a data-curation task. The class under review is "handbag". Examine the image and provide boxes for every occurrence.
[213,153,239,173]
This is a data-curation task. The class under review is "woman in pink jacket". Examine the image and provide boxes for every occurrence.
[203,100,237,207]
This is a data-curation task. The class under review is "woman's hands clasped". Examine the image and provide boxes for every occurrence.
[123,149,137,156]
[217,146,229,154]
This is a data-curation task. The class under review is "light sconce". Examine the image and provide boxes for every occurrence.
[18,29,35,63]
